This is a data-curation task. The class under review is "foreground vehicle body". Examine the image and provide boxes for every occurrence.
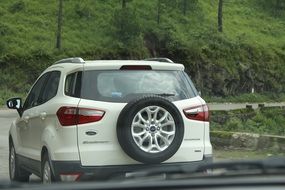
[4,157,285,190]
[7,58,212,182]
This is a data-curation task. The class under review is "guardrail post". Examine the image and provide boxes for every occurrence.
[246,104,253,109]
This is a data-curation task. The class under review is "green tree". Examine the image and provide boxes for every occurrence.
[181,0,198,15]
[121,0,132,9]
[112,7,143,58]
[56,0,63,50]
[157,0,162,24]
[218,0,223,32]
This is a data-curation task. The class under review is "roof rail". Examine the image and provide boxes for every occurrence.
[144,58,174,63]
[55,57,85,64]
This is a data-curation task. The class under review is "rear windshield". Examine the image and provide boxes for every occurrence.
[81,70,197,103]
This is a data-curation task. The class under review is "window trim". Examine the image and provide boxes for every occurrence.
[22,73,50,111]
[182,71,198,97]
[80,70,195,103]
[22,71,61,111]
[64,71,82,98]
[38,70,61,105]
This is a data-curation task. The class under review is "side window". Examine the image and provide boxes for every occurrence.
[65,72,82,98]
[38,71,61,104]
[23,73,50,110]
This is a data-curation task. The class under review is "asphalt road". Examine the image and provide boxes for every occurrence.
[0,109,16,181]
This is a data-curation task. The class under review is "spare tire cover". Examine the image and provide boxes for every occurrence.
[117,96,184,164]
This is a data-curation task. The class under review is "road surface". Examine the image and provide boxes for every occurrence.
[0,109,15,181]
[0,109,39,182]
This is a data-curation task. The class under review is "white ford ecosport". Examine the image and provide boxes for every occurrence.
[7,57,212,183]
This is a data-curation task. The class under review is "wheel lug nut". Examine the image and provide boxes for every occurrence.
[146,127,149,131]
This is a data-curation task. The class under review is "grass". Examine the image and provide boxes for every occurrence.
[214,149,285,161]
[0,89,25,108]
[211,108,285,136]
[0,0,285,98]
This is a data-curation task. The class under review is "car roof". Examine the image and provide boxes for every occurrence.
[48,60,185,71]
[84,60,184,71]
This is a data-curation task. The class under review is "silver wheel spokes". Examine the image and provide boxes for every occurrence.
[43,161,51,184]
[10,147,16,178]
[131,106,176,153]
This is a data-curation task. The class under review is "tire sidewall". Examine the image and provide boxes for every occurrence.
[9,143,30,182]
[41,153,55,183]
[9,145,16,180]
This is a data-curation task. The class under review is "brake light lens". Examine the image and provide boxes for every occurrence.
[56,107,105,126]
[77,108,105,124]
[120,65,152,70]
[183,104,209,122]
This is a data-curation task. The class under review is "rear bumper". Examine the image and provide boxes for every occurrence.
[51,154,213,181]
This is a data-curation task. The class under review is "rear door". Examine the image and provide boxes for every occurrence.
[17,73,50,158]
[25,71,61,161]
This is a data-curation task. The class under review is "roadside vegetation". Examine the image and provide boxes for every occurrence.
[1,0,285,105]
[214,149,285,161]
[211,107,285,136]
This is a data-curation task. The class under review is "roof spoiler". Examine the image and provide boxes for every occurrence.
[55,57,85,64]
[144,58,174,63]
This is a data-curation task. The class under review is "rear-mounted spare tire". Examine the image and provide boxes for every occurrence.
[117,96,184,164]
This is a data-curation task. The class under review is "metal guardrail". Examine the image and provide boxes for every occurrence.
[2,102,285,112]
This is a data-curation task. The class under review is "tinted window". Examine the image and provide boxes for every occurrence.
[81,70,196,103]
[23,73,50,110]
[65,72,82,98]
[183,72,198,96]
[38,71,61,104]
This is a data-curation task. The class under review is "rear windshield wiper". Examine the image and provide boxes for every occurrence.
[155,93,176,97]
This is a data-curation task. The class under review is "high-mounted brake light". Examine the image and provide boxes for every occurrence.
[183,104,209,122]
[120,65,152,70]
[56,107,105,126]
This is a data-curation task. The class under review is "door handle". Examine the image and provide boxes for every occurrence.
[23,116,30,123]
[40,112,47,120]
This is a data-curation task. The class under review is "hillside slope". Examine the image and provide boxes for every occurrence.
[0,0,285,98]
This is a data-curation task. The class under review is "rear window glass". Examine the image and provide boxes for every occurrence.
[81,70,197,103]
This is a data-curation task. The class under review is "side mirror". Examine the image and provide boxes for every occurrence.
[7,97,22,109]
[7,98,23,116]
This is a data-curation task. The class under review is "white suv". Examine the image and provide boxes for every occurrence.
[7,57,212,183]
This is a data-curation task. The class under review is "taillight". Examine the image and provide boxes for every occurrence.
[56,107,77,126]
[183,104,209,122]
[56,107,105,126]
[77,108,105,124]
[60,173,82,181]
